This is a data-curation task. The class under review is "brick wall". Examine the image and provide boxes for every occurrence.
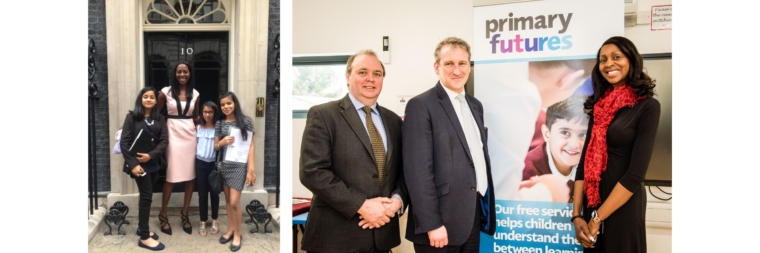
[88,0,111,192]
[264,0,280,194]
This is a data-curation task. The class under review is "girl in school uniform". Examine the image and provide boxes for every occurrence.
[214,92,255,252]
[121,87,168,251]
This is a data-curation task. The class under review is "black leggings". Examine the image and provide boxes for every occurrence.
[134,170,159,240]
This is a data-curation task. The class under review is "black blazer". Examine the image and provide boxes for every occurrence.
[120,113,168,177]
[402,82,497,246]
[299,95,409,252]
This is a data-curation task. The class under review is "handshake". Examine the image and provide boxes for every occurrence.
[357,197,403,229]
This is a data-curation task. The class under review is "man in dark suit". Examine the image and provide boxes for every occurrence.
[402,37,496,252]
[299,50,409,253]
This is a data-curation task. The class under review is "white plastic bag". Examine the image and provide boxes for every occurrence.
[112,129,122,154]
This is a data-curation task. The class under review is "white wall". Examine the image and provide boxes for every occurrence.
[625,0,672,54]
[294,0,474,116]
[293,1,672,253]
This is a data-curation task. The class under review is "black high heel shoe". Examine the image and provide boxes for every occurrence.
[158,213,172,235]
[230,235,243,252]
[180,212,192,234]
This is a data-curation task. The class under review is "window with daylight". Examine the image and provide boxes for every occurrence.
[292,55,351,113]
[144,0,229,25]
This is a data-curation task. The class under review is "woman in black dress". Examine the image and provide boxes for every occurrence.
[121,86,168,251]
[571,36,660,252]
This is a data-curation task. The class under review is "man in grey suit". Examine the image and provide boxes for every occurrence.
[403,37,497,252]
[300,50,409,253]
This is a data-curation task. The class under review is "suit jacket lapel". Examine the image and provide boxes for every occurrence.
[339,95,375,163]
[466,95,487,144]
[434,82,473,163]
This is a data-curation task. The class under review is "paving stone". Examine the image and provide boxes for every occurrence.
[89,207,280,252]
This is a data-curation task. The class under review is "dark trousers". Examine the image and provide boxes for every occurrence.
[195,158,220,221]
[134,170,159,240]
[307,245,389,253]
[413,195,482,253]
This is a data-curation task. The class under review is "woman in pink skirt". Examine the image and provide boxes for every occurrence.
[156,61,200,235]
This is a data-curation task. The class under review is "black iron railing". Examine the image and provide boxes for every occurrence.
[88,37,100,215]
[274,33,280,208]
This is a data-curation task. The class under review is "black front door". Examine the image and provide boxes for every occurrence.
[144,31,229,192]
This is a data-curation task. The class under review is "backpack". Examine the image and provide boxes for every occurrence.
[112,128,123,154]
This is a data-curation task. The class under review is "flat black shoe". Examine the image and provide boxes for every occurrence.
[219,234,232,244]
[158,213,172,235]
[135,229,159,240]
[138,240,165,251]
[180,212,192,235]
[230,235,242,252]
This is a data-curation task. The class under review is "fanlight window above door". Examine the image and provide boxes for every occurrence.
[144,0,229,24]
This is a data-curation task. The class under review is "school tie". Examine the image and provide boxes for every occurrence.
[455,94,488,195]
[363,106,386,185]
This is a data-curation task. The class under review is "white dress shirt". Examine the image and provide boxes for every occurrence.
[441,83,488,195]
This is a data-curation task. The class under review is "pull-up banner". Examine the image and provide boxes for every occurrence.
[473,0,623,252]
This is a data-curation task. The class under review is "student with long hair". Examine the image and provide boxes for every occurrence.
[156,61,201,235]
[571,36,660,252]
[214,92,255,252]
[196,101,221,237]
[121,87,168,251]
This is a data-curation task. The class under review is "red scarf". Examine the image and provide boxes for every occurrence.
[584,84,645,207]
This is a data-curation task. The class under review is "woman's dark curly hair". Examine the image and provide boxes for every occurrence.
[584,36,656,115]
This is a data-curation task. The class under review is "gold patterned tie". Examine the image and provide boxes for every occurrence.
[363,106,386,185]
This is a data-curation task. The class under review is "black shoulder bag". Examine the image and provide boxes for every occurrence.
[208,149,223,194]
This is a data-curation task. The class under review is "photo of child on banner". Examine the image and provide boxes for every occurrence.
[527,59,594,152]
[518,59,594,204]
[522,94,589,203]
[491,58,592,203]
